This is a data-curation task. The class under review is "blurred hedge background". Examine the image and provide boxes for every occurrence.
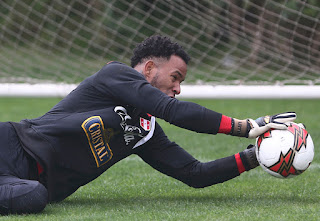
[0,0,319,84]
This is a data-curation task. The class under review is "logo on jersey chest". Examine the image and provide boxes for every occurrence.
[114,106,152,146]
[81,116,113,167]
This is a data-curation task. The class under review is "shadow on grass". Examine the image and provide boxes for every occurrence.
[54,192,318,209]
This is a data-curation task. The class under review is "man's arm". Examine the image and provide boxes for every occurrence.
[94,62,222,134]
[135,123,238,187]
[135,123,257,188]
[94,62,296,138]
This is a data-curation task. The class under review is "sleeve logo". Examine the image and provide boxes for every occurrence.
[81,116,113,167]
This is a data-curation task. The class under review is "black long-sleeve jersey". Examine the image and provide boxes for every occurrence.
[11,62,223,202]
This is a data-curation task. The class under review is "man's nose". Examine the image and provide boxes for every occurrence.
[173,83,181,95]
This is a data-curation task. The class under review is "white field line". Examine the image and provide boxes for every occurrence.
[309,163,320,170]
[1,84,320,98]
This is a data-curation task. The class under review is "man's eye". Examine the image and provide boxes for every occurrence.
[172,75,177,81]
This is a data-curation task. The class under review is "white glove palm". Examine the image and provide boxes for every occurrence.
[248,112,296,139]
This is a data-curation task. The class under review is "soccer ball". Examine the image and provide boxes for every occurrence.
[255,122,314,178]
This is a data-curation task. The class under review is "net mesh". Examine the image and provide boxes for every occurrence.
[1,0,319,85]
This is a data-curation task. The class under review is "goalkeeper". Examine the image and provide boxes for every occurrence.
[0,35,296,214]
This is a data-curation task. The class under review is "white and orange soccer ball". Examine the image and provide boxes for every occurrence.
[255,122,314,178]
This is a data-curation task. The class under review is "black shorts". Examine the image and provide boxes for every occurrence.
[0,122,30,180]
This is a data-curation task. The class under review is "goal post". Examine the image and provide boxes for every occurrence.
[0,0,319,98]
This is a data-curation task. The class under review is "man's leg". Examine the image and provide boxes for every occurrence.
[0,122,48,214]
[0,175,48,214]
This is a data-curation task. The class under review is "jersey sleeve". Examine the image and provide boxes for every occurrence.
[135,122,198,175]
[93,62,223,134]
[136,123,241,188]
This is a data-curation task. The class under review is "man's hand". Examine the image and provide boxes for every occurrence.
[247,112,297,139]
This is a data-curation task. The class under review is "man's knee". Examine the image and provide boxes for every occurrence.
[0,180,48,215]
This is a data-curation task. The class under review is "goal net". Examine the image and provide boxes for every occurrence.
[1,0,319,98]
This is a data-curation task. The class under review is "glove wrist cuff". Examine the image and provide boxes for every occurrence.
[229,118,251,137]
[240,145,259,171]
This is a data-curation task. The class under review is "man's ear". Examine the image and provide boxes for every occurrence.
[143,60,156,79]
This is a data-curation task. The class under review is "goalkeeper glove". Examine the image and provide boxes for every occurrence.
[247,112,296,139]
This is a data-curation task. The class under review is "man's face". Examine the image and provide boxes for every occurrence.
[146,55,187,98]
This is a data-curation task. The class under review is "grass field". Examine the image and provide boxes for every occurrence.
[0,98,319,221]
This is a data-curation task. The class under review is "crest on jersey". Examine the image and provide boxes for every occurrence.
[114,106,155,148]
[140,118,151,131]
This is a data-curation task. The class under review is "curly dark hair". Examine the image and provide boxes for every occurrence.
[130,35,190,67]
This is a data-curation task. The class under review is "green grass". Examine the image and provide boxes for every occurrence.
[0,98,319,220]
